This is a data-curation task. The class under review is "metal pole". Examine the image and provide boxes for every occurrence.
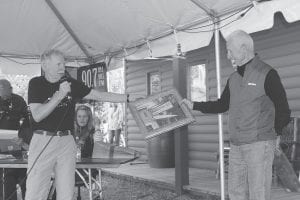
[214,19,225,200]
[98,169,103,199]
[2,168,5,200]
[89,168,92,200]
[189,1,225,197]
[45,0,92,62]
[123,58,128,147]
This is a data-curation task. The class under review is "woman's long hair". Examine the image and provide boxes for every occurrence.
[74,104,94,138]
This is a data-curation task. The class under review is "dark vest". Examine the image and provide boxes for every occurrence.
[228,56,276,145]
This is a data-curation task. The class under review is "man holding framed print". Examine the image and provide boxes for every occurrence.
[183,30,291,200]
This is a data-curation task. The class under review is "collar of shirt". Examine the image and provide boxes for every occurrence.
[237,58,254,77]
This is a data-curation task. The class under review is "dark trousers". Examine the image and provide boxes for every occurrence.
[108,129,121,146]
[0,168,27,200]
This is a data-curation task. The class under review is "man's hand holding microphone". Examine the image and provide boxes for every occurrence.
[53,77,71,101]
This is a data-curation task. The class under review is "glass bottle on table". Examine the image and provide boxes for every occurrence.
[75,136,81,160]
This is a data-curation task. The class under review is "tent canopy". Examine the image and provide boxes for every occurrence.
[1,0,300,62]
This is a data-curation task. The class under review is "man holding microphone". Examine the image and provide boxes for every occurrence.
[25,49,131,200]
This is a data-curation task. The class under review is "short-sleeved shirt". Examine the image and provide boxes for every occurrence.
[28,76,91,132]
[0,93,27,130]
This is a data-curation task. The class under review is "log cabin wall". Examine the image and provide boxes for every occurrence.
[125,59,173,159]
[125,13,300,169]
[185,13,300,170]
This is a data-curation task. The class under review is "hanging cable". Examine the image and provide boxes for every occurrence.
[173,29,183,56]
[146,40,153,58]
[123,48,129,57]
[108,4,254,59]
[185,5,252,31]
[173,29,179,44]
[113,44,145,60]
[105,54,112,69]
[182,5,253,33]
[251,0,258,8]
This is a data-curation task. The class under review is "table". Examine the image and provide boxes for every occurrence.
[75,158,137,200]
[0,157,137,200]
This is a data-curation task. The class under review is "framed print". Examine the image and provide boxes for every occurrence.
[128,88,195,139]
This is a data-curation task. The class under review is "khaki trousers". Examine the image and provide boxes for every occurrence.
[25,133,76,200]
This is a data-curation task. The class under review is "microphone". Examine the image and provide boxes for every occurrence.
[59,74,70,84]
[59,74,72,102]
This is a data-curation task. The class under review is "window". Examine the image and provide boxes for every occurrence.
[187,64,206,102]
[147,71,161,95]
[107,67,124,93]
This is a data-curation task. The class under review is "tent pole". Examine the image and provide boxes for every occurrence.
[190,0,216,17]
[123,58,128,147]
[189,1,225,199]
[45,0,93,63]
[214,18,225,200]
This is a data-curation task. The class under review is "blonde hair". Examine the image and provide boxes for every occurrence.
[74,105,94,136]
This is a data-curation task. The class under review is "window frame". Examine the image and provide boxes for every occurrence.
[147,70,162,95]
[187,62,207,102]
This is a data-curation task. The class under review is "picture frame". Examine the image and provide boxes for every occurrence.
[128,88,195,139]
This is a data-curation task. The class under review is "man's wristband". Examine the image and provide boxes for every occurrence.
[127,94,130,103]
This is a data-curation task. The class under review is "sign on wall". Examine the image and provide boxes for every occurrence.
[78,62,107,91]
[66,62,107,92]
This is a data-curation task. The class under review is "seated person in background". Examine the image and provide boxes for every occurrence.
[74,105,95,158]
[74,105,97,194]
[74,104,95,158]
[0,79,28,200]
[51,105,95,200]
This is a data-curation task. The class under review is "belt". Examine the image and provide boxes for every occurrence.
[34,130,72,137]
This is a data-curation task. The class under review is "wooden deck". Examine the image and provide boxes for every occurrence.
[103,163,300,200]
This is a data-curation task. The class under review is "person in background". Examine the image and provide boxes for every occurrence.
[183,30,291,200]
[0,79,28,200]
[25,49,132,200]
[74,104,95,158]
[50,104,96,200]
[107,102,123,146]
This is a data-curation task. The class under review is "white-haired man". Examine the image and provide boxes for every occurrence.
[183,30,291,200]
[25,49,130,200]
